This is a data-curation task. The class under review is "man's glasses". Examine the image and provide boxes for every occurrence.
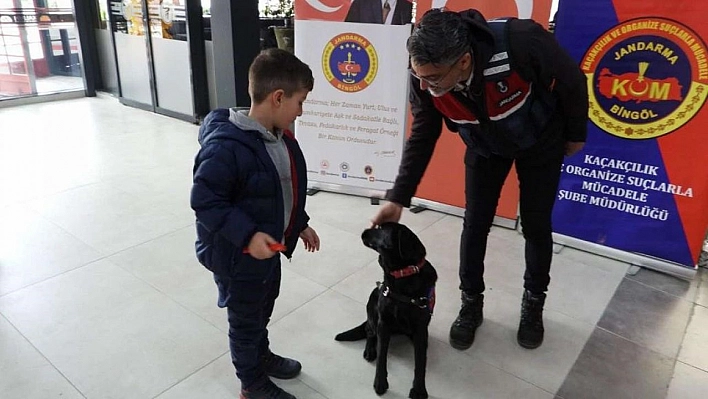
[408,53,467,88]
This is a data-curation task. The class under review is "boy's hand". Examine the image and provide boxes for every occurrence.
[246,232,279,260]
[299,226,320,252]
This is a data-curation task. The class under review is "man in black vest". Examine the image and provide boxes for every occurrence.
[371,8,588,350]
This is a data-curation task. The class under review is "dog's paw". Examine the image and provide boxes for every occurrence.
[363,347,377,362]
[409,386,428,399]
[373,377,389,395]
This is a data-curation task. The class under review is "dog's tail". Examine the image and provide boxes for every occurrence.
[334,321,367,341]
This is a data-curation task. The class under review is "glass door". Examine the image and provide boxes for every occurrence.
[107,0,208,122]
[109,0,154,107]
[147,0,194,117]
[0,0,85,101]
[94,0,119,94]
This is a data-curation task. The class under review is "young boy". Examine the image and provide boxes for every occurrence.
[190,49,320,399]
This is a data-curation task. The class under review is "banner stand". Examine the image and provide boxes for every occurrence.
[553,233,697,281]
[305,183,519,230]
[410,198,519,230]
[306,183,386,202]
[550,1,708,277]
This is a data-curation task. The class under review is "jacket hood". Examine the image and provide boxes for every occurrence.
[228,108,281,143]
[198,109,267,150]
[198,109,299,147]
[458,9,496,83]
[198,109,239,146]
[458,9,495,49]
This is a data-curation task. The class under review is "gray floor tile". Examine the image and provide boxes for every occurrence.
[456,288,595,394]
[155,353,328,399]
[417,215,627,328]
[695,269,708,308]
[304,191,375,236]
[626,267,698,301]
[414,257,594,394]
[107,227,227,331]
[268,290,554,399]
[0,259,227,399]
[677,304,708,372]
[305,191,445,237]
[29,183,189,256]
[0,204,102,296]
[557,328,674,399]
[283,220,377,287]
[597,277,693,358]
[416,216,463,271]
[331,257,382,305]
[109,226,328,333]
[543,253,626,327]
[553,245,632,276]
[0,314,84,399]
[666,361,708,399]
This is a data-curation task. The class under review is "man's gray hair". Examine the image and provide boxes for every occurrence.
[407,9,470,66]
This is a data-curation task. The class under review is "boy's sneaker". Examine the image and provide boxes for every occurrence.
[240,380,296,399]
[263,352,302,379]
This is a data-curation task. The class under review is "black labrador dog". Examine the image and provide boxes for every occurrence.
[335,222,438,399]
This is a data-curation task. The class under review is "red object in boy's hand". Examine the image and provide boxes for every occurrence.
[268,243,286,252]
[243,243,286,254]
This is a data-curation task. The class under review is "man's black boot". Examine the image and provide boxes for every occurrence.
[449,292,483,350]
[517,290,546,349]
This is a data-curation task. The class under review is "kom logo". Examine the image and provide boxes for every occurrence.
[583,17,708,139]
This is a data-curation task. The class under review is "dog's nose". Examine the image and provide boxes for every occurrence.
[361,229,375,246]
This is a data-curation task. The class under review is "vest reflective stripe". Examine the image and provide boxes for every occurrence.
[483,64,511,76]
[449,117,480,125]
[489,51,508,62]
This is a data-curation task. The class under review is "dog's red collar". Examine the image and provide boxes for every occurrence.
[390,258,426,279]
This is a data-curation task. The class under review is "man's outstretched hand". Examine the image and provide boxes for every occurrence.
[371,201,403,227]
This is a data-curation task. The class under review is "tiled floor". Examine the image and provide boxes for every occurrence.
[34,76,85,95]
[0,96,706,398]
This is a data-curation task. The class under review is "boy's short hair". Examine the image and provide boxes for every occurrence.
[249,48,315,104]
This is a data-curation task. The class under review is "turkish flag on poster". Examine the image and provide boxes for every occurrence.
[294,0,353,21]
[415,0,552,25]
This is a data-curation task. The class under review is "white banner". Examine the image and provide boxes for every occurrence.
[295,20,410,191]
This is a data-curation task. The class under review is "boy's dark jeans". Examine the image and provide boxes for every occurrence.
[459,147,564,295]
[215,260,281,390]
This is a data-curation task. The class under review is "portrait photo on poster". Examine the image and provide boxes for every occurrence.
[345,0,414,25]
[296,0,413,25]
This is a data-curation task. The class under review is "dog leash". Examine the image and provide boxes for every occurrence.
[377,281,435,314]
